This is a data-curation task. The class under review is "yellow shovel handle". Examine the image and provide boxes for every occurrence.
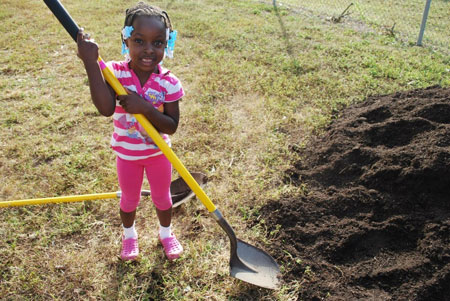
[0,192,118,208]
[98,57,217,213]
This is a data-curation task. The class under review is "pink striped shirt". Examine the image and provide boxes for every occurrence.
[107,61,184,161]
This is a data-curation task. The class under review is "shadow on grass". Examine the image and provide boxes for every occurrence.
[114,258,166,300]
[228,285,275,300]
[273,0,293,57]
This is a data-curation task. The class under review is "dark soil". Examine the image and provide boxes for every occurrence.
[259,86,450,300]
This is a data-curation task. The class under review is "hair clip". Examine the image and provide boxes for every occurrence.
[122,26,134,39]
[121,26,134,56]
[165,30,177,59]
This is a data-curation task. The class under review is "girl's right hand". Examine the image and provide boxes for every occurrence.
[77,29,99,65]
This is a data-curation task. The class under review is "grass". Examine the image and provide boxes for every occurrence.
[272,0,450,53]
[0,0,449,299]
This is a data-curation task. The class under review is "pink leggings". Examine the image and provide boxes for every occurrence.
[117,155,172,212]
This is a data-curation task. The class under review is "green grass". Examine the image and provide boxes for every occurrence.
[0,0,449,299]
[273,0,450,52]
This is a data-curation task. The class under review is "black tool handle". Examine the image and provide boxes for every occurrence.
[43,0,80,42]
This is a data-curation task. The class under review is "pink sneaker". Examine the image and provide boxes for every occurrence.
[121,236,139,261]
[159,233,183,260]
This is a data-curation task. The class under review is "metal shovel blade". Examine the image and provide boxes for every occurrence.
[231,239,281,289]
[212,209,280,289]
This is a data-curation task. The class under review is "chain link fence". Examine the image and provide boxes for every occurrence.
[269,0,449,54]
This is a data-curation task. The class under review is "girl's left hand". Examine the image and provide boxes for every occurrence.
[117,89,149,114]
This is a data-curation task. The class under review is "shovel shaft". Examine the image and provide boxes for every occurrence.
[43,0,79,42]
[0,192,119,208]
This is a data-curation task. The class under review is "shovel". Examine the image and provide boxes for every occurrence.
[42,0,280,289]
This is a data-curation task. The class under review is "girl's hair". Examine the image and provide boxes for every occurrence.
[124,2,172,31]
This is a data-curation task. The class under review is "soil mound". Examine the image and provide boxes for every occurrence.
[260,86,450,300]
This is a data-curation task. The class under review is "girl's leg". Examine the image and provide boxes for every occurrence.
[120,209,136,228]
[117,156,144,260]
[155,206,172,227]
[145,155,182,260]
[144,154,173,223]
[117,156,145,228]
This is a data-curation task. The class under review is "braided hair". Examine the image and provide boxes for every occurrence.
[123,2,172,33]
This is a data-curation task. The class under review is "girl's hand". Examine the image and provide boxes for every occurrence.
[117,89,151,114]
[77,29,99,65]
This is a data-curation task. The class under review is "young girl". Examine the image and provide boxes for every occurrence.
[77,2,184,261]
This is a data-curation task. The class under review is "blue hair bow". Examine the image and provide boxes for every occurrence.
[165,30,177,59]
[121,26,134,55]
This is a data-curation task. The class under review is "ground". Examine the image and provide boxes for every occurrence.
[259,86,450,300]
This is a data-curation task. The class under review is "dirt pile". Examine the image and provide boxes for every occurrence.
[260,86,450,300]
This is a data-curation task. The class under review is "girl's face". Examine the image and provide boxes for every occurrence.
[126,16,166,75]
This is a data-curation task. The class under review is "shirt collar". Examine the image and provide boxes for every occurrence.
[157,63,170,76]
[124,61,170,77]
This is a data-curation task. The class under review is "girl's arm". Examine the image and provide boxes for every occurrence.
[77,30,115,117]
[117,91,180,135]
